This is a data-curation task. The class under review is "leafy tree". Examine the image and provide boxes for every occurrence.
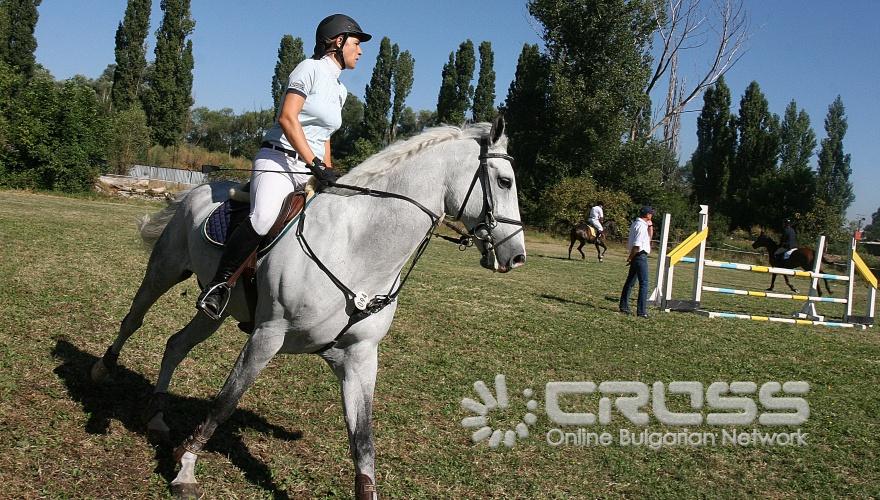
[111,0,151,112]
[47,80,109,191]
[771,100,817,222]
[333,93,365,167]
[435,52,457,124]
[389,49,414,142]
[690,76,735,211]
[142,0,195,146]
[816,95,853,223]
[527,0,655,185]
[864,207,880,242]
[0,0,41,78]
[230,109,273,159]
[271,34,305,113]
[502,44,551,204]
[92,64,116,114]
[188,107,235,153]
[472,41,496,122]
[452,40,475,123]
[361,36,394,146]
[728,81,779,228]
[108,106,151,174]
[396,106,419,139]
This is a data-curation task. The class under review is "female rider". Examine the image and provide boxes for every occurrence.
[197,14,371,318]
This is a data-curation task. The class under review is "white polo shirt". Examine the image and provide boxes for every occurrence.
[263,56,347,161]
[589,205,604,222]
[627,218,652,254]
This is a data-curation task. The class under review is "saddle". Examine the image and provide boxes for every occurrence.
[586,226,598,239]
[201,182,315,327]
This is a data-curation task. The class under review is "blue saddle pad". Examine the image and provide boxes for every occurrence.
[203,199,244,246]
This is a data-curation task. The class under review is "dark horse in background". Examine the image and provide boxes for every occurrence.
[752,232,833,296]
[568,220,616,262]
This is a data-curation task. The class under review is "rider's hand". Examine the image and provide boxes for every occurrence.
[306,157,338,191]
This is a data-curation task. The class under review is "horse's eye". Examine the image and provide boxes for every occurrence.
[498,177,512,189]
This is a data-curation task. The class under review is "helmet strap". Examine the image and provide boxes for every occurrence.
[334,34,350,70]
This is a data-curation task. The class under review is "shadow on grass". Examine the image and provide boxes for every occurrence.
[539,293,611,310]
[51,338,301,499]
[531,253,604,263]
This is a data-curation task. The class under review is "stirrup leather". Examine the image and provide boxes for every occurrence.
[196,282,231,320]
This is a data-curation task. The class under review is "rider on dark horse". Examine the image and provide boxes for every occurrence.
[588,201,605,240]
[776,218,798,260]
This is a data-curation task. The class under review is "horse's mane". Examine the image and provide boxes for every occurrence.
[342,122,504,184]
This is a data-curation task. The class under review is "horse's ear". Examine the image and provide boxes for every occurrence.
[490,114,506,145]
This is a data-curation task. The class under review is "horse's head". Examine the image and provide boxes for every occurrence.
[752,231,774,250]
[446,116,526,273]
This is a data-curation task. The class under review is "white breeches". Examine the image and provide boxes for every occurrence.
[588,219,603,232]
[249,148,311,236]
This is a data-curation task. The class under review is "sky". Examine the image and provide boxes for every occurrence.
[33,1,879,223]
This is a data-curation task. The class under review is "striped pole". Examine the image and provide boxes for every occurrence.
[679,257,849,281]
[698,310,867,329]
[701,286,849,303]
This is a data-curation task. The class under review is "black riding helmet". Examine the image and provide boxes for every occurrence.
[313,14,372,59]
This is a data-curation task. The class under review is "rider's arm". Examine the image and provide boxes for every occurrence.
[324,138,333,169]
[277,92,318,165]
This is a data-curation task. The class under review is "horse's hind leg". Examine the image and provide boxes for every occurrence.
[567,238,575,259]
[171,326,285,496]
[145,313,224,443]
[322,342,380,499]
[91,236,192,383]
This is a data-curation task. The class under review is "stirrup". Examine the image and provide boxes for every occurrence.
[196,282,231,320]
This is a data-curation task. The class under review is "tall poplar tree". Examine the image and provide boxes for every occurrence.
[472,41,496,123]
[502,43,551,198]
[0,0,41,78]
[389,49,414,142]
[816,95,854,219]
[111,0,151,112]
[361,36,394,146]
[728,81,779,228]
[435,52,457,124]
[270,35,304,113]
[451,39,475,124]
[142,0,195,147]
[690,76,735,210]
[766,100,817,223]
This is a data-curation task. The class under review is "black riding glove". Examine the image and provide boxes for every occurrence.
[306,157,338,190]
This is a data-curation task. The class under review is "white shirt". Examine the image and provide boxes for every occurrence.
[627,218,651,254]
[263,56,347,161]
[589,205,604,221]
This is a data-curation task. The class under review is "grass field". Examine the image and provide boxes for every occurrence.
[1,189,879,498]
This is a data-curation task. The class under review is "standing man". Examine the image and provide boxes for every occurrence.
[588,201,605,239]
[619,206,654,318]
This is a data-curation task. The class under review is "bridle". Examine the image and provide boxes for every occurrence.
[448,137,524,264]
[293,135,524,352]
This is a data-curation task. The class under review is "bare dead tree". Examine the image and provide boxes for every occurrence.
[631,0,750,142]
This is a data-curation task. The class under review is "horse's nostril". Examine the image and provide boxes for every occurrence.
[512,254,526,267]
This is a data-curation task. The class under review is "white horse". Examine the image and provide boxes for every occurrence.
[91,118,525,498]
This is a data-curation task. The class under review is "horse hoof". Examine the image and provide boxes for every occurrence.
[171,482,203,499]
[90,359,109,383]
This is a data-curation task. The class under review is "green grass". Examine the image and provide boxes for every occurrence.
[1,190,879,498]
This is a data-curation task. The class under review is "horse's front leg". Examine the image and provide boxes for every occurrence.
[767,273,778,292]
[783,275,798,293]
[596,240,606,262]
[322,341,379,500]
[171,326,286,498]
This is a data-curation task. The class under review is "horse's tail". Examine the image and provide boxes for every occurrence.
[138,191,189,250]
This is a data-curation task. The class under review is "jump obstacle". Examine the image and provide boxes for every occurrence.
[648,205,877,329]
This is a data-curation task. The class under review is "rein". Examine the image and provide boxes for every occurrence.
[297,137,522,353]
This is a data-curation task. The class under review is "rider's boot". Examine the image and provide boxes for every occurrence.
[196,219,263,320]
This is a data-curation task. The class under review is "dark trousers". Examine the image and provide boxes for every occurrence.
[619,253,649,316]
